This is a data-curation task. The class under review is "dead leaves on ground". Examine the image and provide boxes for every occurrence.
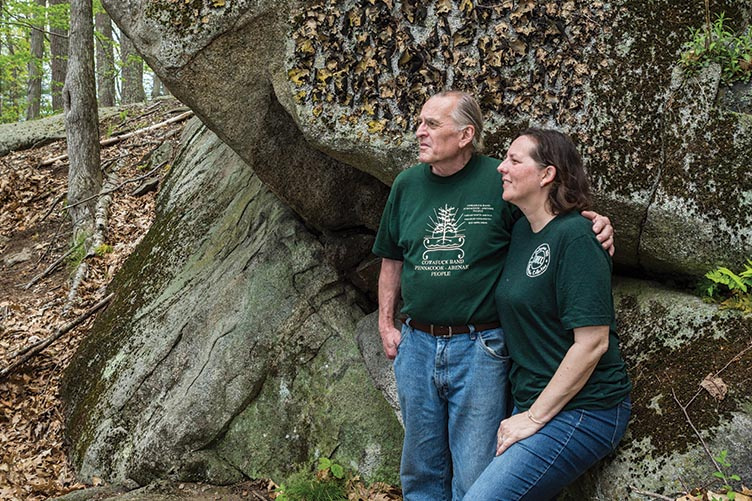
[0,99,185,500]
[677,485,752,501]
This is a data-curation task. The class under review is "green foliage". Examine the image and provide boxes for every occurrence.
[66,233,89,271]
[710,450,743,500]
[94,243,113,257]
[680,13,752,85]
[702,260,752,314]
[274,458,349,501]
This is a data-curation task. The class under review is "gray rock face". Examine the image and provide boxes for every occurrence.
[61,119,402,486]
[60,0,752,494]
[356,278,752,499]
[102,0,751,277]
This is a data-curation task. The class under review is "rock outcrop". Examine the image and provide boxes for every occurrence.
[61,119,402,486]
[101,0,752,277]
[60,0,752,494]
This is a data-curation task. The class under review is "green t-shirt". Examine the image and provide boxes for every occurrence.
[372,154,519,325]
[495,211,631,411]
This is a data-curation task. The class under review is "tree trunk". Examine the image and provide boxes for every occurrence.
[25,0,46,120]
[5,33,22,121]
[49,0,69,112]
[150,71,163,99]
[64,0,101,238]
[120,34,145,103]
[95,11,116,107]
[0,0,4,120]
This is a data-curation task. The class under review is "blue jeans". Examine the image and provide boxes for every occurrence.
[463,397,632,500]
[394,321,510,501]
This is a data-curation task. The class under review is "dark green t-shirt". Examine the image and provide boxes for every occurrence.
[373,155,520,325]
[495,211,631,411]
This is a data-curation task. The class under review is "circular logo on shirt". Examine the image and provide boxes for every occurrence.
[526,243,550,277]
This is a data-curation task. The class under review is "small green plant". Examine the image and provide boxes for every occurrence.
[94,243,113,257]
[680,12,752,84]
[702,259,752,314]
[118,109,129,122]
[710,450,742,500]
[66,233,89,271]
[274,458,348,501]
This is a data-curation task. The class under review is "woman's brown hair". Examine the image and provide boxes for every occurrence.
[520,128,591,214]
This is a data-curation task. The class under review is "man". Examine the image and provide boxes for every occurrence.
[372,90,613,501]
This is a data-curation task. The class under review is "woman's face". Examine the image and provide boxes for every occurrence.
[498,135,545,205]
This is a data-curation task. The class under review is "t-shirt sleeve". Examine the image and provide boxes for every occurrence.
[372,191,403,260]
[556,233,613,330]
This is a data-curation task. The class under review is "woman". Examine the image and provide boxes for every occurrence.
[464,129,632,500]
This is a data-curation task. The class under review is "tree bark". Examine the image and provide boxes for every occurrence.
[95,11,116,107]
[25,0,46,120]
[49,0,69,112]
[64,0,101,238]
[0,0,4,119]
[3,33,21,120]
[150,71,163,99]
[120,33,145,103]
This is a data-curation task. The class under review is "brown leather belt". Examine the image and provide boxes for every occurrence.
[403,318,501,337]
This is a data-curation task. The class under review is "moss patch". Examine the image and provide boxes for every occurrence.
[616,288,752,458]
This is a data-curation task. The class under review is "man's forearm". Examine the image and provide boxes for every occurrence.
[378,258,403,329]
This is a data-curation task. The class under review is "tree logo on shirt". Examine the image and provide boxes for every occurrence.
[526,243,550,277]
[422,204,466,260]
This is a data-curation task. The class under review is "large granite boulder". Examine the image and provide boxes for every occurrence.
[101,0,752,277]
[61,118,403,486]
[356,277,752,499]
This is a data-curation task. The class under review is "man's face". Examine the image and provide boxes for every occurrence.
[415,95,467,165]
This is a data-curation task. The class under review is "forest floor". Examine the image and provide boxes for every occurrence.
[0,99,313,501]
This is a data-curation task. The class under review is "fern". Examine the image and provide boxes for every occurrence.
[704,261,752,314]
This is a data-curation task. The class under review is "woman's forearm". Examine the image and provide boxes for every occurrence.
[527,325,610,424]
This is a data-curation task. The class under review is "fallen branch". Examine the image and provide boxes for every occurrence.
[628,486,675,500]
[39,110,194,166]
[64,166,120,311]
[62,160,167,211]
[684,341,752,410]
[24,241,82,290]
[39,190,68,225]
[672,387,722,475]
[0,293,114,380]
[669,341,752,490]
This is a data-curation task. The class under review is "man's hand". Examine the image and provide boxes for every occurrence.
[582,210,615,256]
[380,325,401,360]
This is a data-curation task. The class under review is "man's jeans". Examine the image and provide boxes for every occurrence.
[464,397,632,500]
[393,321,510,501]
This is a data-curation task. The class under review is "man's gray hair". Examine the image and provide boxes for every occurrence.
[437,90,485,152]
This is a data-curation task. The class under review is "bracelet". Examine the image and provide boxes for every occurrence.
[527,408,546,425]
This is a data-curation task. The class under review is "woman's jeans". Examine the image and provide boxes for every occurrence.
[394,321,510,501]
[463,397,632,500]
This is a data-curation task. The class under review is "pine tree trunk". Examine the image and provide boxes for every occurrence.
[49,0,69,112]
[64,0,101,238]
[95,11,116,107]
[120,34,145,104]
[25,0,46,120]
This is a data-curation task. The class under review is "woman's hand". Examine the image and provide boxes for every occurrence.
[495,411,544,456]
